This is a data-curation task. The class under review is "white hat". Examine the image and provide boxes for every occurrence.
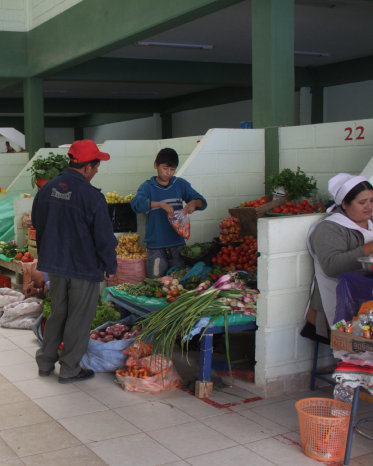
[327,173,368,210]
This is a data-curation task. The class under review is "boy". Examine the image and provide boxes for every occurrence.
[131,147,207,278]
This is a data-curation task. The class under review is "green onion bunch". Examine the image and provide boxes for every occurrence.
[137,273,257,379]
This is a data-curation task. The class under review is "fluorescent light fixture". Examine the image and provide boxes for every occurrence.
[295,50,331,57]
[137,41,213,50]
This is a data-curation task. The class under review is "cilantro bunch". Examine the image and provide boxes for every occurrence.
[266,167,317,201]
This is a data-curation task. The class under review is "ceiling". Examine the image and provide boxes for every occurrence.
[2,0,373,125]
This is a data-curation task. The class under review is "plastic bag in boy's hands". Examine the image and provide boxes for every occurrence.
[168,210,190,239]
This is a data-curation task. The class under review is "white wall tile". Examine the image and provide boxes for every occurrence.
[279,125,315,149]
[257,290,309,327]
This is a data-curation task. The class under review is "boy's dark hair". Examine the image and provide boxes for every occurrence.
[69,158,100,169]
[155,148,179,168]
[343,181,373,205]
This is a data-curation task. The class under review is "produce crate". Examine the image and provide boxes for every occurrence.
[331,329,373,353]
[108,203,137,233]
[28,243,38,259]
[229,195,287,236]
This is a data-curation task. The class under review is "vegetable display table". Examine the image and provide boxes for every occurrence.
[104,289,257,397]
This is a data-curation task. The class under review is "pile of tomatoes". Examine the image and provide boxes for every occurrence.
[219,216,241,243]
[269,200,324,215]
[14,251,34,263]
[211,235,258,274]
[240,196,268,208]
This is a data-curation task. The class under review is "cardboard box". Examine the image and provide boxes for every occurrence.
[28,245,38,258]
[331,329,373,353]
[229,195,287,236]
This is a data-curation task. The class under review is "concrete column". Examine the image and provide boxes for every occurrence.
[251,0,295,129]
[23,78,44,159]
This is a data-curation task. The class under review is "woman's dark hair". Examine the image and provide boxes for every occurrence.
[343,181,373,205]
[69,158,100,169]
[155,148,179,167]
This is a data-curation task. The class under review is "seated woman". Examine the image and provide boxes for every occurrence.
[301,173,373,343]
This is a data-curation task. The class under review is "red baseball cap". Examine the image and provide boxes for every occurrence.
[68,140,110,163]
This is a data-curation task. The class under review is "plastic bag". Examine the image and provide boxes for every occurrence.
[333,382,355,405]
[80,316,138,372]
[0,288,25,312]
[0,297,42,329]
[168,210,190,239]
[116,355,181,393]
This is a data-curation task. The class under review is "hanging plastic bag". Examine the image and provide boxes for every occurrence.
[168,210,190,239]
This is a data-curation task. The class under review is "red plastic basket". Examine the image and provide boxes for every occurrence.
[0,274,11,288]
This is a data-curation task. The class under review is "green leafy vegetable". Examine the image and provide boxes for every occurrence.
[266,167,317,201]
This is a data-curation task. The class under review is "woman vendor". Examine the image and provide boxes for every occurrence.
[301,173,373,343]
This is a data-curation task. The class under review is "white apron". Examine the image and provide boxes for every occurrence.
[306,213,373,329]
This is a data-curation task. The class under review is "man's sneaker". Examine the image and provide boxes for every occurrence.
[58,369,94,384]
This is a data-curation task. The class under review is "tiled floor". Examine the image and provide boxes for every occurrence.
[0,326,372,465]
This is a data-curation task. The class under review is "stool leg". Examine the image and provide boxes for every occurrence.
[344,385,360,466]
[198,333,213,382]
[311,340,319,391]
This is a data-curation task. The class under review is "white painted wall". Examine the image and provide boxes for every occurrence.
[0,152,29,193]
[255,214,333,396]
[5,129,265,246]
[279,118,373,200]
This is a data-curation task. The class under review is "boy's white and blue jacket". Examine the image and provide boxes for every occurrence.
[131,176,207,249]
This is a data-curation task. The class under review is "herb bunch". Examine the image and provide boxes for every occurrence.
[266,167,317,201]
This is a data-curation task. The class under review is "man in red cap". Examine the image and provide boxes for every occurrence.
[32,140,117,383]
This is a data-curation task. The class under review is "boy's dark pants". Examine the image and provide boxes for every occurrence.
[146,245,185,278]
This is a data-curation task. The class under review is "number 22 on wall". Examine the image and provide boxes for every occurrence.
[344,126,365,141]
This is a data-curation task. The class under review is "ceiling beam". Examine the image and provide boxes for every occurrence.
[49,57,315,88]
[28,0,244,76]
[48,57,252,86]
[76,113,153,127]
[162,86,252,113]
[314,55,373,88]
[0,98,161,114]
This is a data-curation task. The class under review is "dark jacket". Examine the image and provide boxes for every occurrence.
[32,168,117,282]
